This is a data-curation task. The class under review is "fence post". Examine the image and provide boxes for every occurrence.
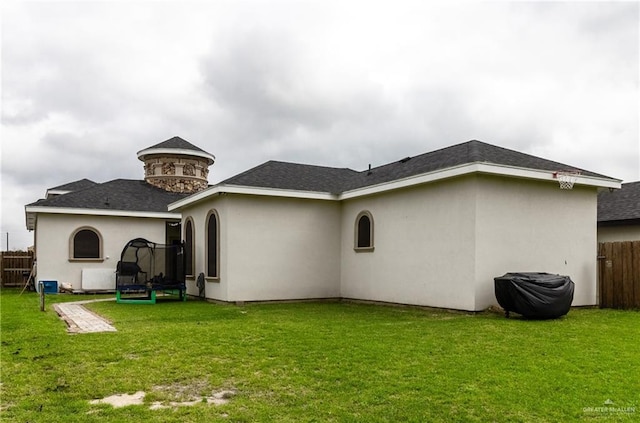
[39,281,45,311]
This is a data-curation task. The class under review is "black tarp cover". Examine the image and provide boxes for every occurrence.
[494,272,575,319]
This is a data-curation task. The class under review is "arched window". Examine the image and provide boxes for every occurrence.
[184,218,194,276]
[70,227,102,260]
[206,210,220,279]
[355,211,374,251]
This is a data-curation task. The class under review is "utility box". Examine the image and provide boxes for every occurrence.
[37,280,58,294]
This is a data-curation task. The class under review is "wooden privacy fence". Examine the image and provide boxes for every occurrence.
[598,241,640,309]
[1,251,34,288]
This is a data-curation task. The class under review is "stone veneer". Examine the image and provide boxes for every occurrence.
[142,156,210,194]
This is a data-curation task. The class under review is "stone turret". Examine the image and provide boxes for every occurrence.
[137,136,215,194]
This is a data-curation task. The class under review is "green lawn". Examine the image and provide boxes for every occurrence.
[1,289,638,422]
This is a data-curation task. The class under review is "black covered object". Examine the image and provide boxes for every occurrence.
[494,272,575,319]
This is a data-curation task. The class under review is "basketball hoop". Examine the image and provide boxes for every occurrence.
[553,171,581,190]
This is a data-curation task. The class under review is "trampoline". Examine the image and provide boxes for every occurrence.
[115,238,186,304]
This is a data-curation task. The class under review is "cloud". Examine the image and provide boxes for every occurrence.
[1,1,638,250]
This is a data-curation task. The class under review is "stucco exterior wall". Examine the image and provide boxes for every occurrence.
[181,194,229,300]
[223,194,342,302]
[597,225,640,243]
[34,214,168,290]
[181,194,342,302]
[340,177,478,310]
[474,176,598,309]
[340,175,598,311]
[178,173,600,310]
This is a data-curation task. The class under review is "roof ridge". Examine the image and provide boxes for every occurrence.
[364,139,484,173]
[213,139,620,195]
[48,178,99,191]
[267,159,357,172]
[220,161,275,185]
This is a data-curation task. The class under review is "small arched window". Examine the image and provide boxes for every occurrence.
[206,210,220,279]
[70,227,102,260]
[355,211,374,251]
[184,218,194,276]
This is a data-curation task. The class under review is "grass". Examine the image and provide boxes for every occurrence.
[1,289,639,422]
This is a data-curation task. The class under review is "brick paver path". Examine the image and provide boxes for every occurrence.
[54,299,117,333]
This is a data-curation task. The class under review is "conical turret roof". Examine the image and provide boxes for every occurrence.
[137,136,215,164]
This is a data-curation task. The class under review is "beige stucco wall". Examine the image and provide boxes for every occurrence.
[179,173,599,311]
[183,194,342,302]
[180,194,229,300]
[474,176,598,309]
[341,175,598,311]
[34,214,168,290]
[340,177,478,310]
[597,225,640,243]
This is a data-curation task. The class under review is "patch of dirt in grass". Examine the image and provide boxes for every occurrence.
[152,380,211,401]
[89,391,145,408]
[150,381,236,409]
[148,390,235,410]
[88,381,236,411]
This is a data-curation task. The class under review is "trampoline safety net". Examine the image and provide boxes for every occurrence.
[115,238,186,303]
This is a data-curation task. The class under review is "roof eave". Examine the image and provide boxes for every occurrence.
[169,162,623,209]
[597,217,640,227]
[168,184,339,210]
[24,205,182,222]
[339,162,622,200]
[136,147,215,165]
[168,185,221,210]
[25,210,36,231]
[45,189,71,197]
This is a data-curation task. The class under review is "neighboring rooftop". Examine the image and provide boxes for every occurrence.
[222,140,616,194]
[598,181,640,225]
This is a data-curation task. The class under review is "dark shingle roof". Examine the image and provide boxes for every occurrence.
[222,161,359,194]
[598,181,640,224]
[222,140,615,194]
[145,136,210,154]
[48,178,98,192]
[28,179,188,213]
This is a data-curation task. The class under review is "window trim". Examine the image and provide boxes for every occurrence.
[184,217,195,278]
[354,211,374,252]
[205,209,220,282]
[69,226,104,262]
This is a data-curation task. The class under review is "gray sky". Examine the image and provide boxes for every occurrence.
[2,1,639,250]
